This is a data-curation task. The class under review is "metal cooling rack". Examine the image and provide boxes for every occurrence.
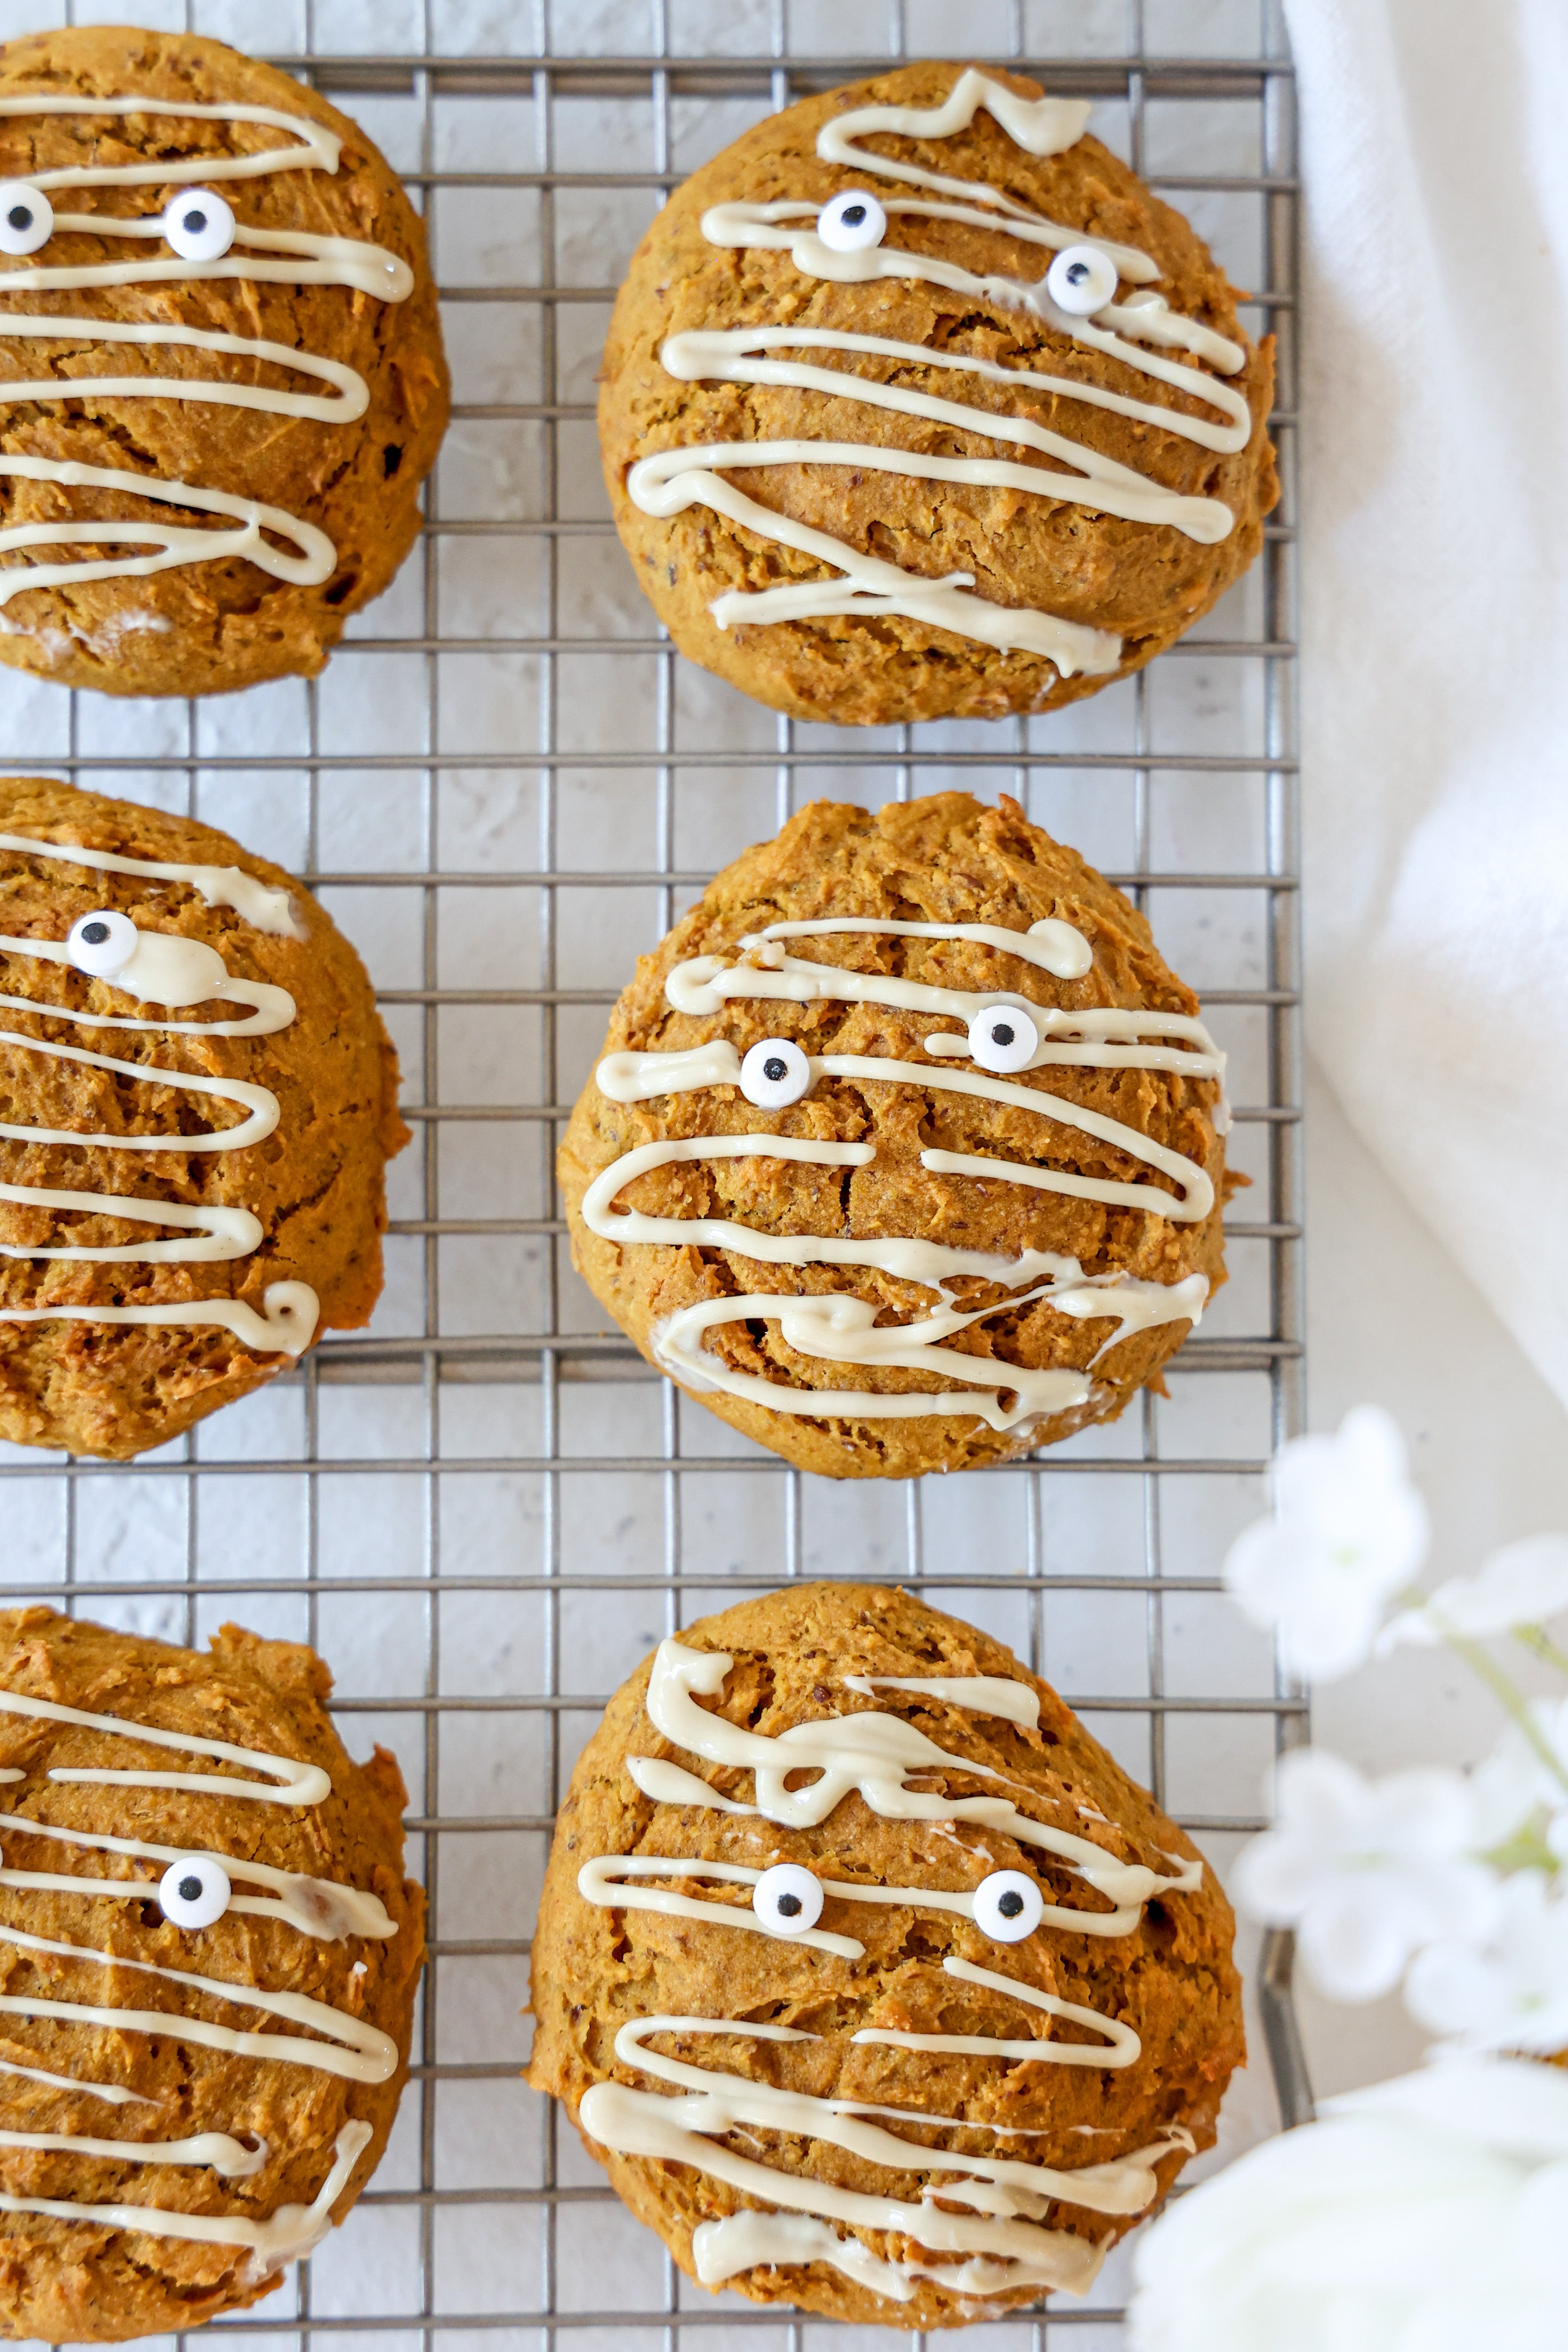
[0,1,1306,2344]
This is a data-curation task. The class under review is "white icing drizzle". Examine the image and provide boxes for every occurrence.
[0,94,344,190]
[0,94,412,605]
[627,68,1252,666]
[0,833,321,1355]
[0,1913,395,2083]
[590,918,1214,1430]
[643,1642,1201,1926]
[0,1813,395,1941]
[0,1682,393,2267]
[840,1674,1040,1727]
[0,2055,152,2107]
[746,914,1094,980]
[0,831,302,939]
[582,1134,1085,1291]
[0,2116,370,2278]
[581,1851,1151,2012]
[653,1286,1097,1432]
[817,70,1098,205]
[0,2122,266,2175]
[578,1853,865,1960]
[582,2019,1176,2303]
[855,1953,1138,2066]
[579,1644,1206,2307]
[0,1688,331,1806]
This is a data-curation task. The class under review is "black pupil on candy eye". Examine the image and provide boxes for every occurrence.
[7,206,30,230]
[842,204,866,226]
[997,1889,1025,1918]
[1067,261,1090,284]
[763,1057,788,1083]
[776,1891,802,1916]
[81,921,109,945]
[991,1023,1014,1046]
[178,1874,204,1904]
[184,209,207,234]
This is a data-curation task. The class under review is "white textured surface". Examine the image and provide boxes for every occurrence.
[1285,0,1568,1418]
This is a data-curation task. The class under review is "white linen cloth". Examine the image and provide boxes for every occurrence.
[1281,0,1568,1411]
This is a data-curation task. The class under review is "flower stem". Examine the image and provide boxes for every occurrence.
[1514,1624,1568,1681]
[1430,1610,1568,1798]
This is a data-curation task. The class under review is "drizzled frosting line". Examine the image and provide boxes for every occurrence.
[0,829,304,936]
[0,2054,151,2105]
[0,95,343,188]
[0,92,411,604]
[0,1914,397,2082]
[0,1811,395,1940]
[642,1641,1202,1923]
[0,832,321,1355]
[653,1289,1096,1431]
[0,2123,266,2175]
[0,2118,371,2276]
[0,1688,330,1805]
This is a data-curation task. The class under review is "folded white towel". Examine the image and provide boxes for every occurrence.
[1284,0,1568,1410]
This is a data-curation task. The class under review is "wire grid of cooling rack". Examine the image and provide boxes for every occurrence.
[0,1,1305,2344]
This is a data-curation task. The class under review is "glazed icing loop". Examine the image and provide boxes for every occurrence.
[0,94,413,604]
[633,1641,1201,1922]
[580,2016,1189,2302]
[590,919,1215,1428]
[0,1811,396,1938]
[0,831,320,1356]
[628,69,1250,668]
[583,1653,1204,2302]
[0,2120,370,2280]
[0,1684,395,2258]
[0,832,305,936]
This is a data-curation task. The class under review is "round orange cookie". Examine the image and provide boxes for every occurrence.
[599,59,1276,724]
[0,1607,424,2343]
[0,26,448,697]
[558,792,1229,1479]
[0,777,408,1458]
[528,1582,1244,2329]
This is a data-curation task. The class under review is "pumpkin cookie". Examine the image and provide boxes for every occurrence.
[0,1606,424,2343]
[528,1581,1243,2328]
[599,59,1276,724]
[0,777,408,1458]
[0,26,447,696]
[558,792,1228,1479]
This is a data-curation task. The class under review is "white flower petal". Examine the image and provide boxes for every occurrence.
[1234,1750,1498,2000]
[1129,2059,1568,2352]
[1377,1534,1568,1652]
[1300,1882,1421,2001]
[1406,1875,1568,2054]
[1224,1406,1429,1682]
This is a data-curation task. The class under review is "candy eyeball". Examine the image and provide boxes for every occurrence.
[817,189,887,253]
[0,183,53,257]
[752,1862,825,1935]
[158,1853,232,1930]
[67,908,138,981]
[740,1036,812,1109]
[974,1868,1044,1944]
[1046,243,1118,316]
[968,1004,1039,1074]
[162,187,236,262]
